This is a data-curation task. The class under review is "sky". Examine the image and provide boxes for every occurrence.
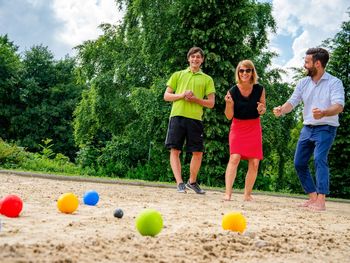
[0,0,349,81]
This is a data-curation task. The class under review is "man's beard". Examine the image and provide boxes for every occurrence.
[306,67,317,77]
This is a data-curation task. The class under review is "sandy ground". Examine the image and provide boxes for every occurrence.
[0,172,349,263]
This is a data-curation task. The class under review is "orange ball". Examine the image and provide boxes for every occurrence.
[57,193,79,214]
[222,212,247,233]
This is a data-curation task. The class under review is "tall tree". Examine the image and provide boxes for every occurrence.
[324,13,350,198]
[5,45,83,159]
[74,24,140,148]
[75,0,287,187]
[0,35,23,140]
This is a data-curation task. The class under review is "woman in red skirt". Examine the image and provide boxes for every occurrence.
[224,60,266,201]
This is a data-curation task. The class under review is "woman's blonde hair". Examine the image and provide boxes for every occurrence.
[235,60,258,84]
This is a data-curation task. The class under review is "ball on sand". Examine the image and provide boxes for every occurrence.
[113,208,124,218]
[57,193,79,214]
[135,209,163,237]
[83,190,99,206]
[222,212,247,234]
[0,195,23,218]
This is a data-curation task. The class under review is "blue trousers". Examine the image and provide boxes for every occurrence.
[294,125,337,195]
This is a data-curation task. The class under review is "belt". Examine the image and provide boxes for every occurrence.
[305,124,330,128]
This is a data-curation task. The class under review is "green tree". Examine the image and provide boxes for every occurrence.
[6,45,83,159]
[75,0,292,188]
[73,24,138,148]
[0,35,23,140]
[259,79,299,192]
[324,13,350,198]
[73,23,144,170]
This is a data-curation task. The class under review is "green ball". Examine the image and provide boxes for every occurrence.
[135,209,163,237]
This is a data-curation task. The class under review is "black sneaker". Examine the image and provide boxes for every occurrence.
[177,182,187,193]
[186,181,205,194]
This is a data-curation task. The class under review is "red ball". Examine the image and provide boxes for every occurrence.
[0,195,23,218]
[0,198,3,213]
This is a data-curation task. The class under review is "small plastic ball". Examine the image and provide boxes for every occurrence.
[83,190,99,206]
[57,193,79,214]
[113,208,124,218]
[135,209,163,237]
[222,212,247,234]
[0,195,23,218]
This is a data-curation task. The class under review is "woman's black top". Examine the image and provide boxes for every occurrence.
[228,84,264,120]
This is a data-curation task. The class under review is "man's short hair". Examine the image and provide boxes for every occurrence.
[306,48,329,68]
[187,47,204,59]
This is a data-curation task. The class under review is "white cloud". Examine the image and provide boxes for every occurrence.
[0,0,123,59]
[0,0,64,56]
[270,0,349,81]
[1,0,348,66]
[26,0,45,8]
[52,0,122,48]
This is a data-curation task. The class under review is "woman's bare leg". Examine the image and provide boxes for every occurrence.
[244,158,259,201]
[224,154,241,200]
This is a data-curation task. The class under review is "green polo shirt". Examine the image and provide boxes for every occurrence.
[167,67,215,121]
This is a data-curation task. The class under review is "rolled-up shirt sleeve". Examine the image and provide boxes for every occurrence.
[331,78,345,106]
[287,79,304,108]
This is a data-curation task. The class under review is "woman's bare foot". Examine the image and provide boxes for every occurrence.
[223,193,231,201]
[243,195,254,201]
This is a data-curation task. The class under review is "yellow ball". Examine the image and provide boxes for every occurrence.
[222,212,247,233]
[135,209,163,237]
[57,193,79,214]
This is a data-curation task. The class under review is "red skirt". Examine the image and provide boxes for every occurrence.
[229,118,263,160]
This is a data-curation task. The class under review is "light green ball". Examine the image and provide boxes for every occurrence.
[135,209,163,237]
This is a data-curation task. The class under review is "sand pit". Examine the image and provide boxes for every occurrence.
[1,171,349,262]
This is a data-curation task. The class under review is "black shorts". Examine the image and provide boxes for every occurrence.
[165,116,204,152]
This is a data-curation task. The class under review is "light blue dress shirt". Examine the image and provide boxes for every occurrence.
[287,72,345,126]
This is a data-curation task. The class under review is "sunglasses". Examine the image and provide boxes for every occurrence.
[239,68,253,74]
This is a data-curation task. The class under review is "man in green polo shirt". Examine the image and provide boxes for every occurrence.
[164,47,215,194]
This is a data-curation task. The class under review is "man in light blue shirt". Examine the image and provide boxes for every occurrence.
[273,47,345,211]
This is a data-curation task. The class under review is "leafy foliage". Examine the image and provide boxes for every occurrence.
[74,0,295,190]
[323,13,350,198]
[0,138,28,167]
[0,35,23,140]
[0,40,84,159]
[0,138,82,175]
[1,3,347,198]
